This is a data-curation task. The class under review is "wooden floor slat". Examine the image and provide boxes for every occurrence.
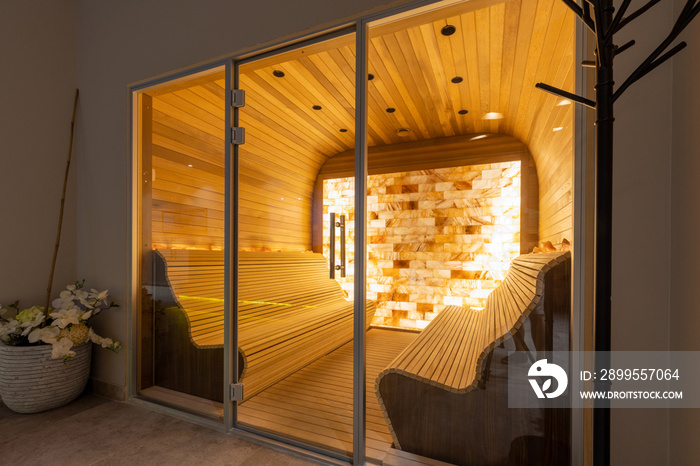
[239,328,418,462]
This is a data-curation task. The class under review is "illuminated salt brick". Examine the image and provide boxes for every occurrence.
[399,318,419,329]
[444,296,463,306]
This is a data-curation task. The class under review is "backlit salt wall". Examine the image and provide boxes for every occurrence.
[323,161,521,330]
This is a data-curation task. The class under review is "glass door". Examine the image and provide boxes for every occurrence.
[233,31,359,460]
[134,66,227,419]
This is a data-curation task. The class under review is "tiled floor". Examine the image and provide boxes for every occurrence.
[0,394,327,465]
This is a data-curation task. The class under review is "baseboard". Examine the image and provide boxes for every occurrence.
[87,377,126,401]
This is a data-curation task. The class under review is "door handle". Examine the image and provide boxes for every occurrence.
[329,213,346,279]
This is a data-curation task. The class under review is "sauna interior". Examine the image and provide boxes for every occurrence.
[136,0,575,463]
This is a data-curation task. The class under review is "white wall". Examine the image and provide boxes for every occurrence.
[0,1,77,311]
[73,0,407,393]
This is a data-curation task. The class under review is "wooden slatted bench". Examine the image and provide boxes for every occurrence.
[152,249,376,402]
[375,251,571,465]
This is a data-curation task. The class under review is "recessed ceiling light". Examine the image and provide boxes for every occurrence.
[483,112,504,120]
[553,126,564,132]
[441,25,457,36]
[470,134,488,141]
[396,128,411,136]
[339,128,348,133]
[451,76,463,84]
[386,107,396,113]
[272,70,285,78]
[458,109,468,115]
[557,99,572,106]
[187,164,193,167]
[312,105,322,110]
[368,74,375,81]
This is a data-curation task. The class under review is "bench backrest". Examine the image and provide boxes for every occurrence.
[377,250,571,393]
[155,249,348,347]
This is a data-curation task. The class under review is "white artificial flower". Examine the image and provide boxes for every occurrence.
[89,289,109,304]
[51,337,75,359]
[67,284,76,291]
[75,290,88,300]
[28,326,60,344]
[19,311,45,335]
[81,310,93,320]
[79,297,95,309]
[0,305,6,317]
[88,328,120,350]
[0,320,19,339]
[49,308,82,329]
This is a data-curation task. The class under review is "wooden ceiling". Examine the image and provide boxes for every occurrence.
[237,0,574,161]
[146,0,576,251]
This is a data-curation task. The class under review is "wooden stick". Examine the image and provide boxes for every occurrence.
[43,89,80,326]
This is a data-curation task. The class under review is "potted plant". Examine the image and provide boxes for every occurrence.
[0,280,121,413]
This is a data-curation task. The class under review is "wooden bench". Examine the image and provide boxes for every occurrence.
[375,251,571,465]
[152,249,376,402]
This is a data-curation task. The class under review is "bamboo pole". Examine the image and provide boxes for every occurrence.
[43,89,80,326]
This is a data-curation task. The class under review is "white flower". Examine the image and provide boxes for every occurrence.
[0,305,6,317]
[81,310,92,320]
[0,320,19,339]
[49,308,82,329]
[67,284,76,291]
[89,289,109,305]
[28,326,60,344]
[75,290,88,300]
[51,337,75,359]
[19,311,45,335]
[88,328,120,350]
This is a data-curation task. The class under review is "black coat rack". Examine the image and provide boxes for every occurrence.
[535,0,700,464]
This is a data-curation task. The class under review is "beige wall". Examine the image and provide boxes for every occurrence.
[670,0,700,464]
[610,1,674,464]
[0,2,77,311]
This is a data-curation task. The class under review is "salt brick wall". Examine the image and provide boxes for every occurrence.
[323,161,521,330]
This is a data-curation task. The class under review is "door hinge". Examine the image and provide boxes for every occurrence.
[230,383,244,402]
[231,127,246,145]
[231,89,245,108]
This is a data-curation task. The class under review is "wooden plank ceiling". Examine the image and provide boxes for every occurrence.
[148,0,575,251]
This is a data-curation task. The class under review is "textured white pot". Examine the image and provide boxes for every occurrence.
[0,342,91,413]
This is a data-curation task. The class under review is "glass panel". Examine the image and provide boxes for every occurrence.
[235,32,357,458]
[136,67,226,417]
[364,0,576,463]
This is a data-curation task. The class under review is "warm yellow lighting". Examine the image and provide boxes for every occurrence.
[557,99,572,106]
[483,112,504,120]
[553,126,564,132]
[470,134,488,141]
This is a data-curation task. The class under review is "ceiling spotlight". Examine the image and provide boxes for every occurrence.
[396,128,411,136]
[470,134,488,141]
[458,109,468,115]
[483,112,504,120]
[553,126,564,132]
[272,70,285,78]
[187,164,193,167]
[557,99,572,106]
[386,107,396,113]
[441,25,457,36]
[312,105,322,110]
[339,128,348,133]
[368,74,375,81]
[451,76,463,84]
